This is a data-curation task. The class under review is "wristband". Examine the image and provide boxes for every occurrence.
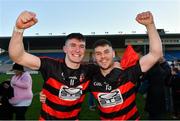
[14,26,24,33]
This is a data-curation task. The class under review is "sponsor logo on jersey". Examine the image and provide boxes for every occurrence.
[59,85,83,100]
[93,81,103,87]
[97,89,123,107]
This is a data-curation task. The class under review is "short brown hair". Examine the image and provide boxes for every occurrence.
[65,33,86,44]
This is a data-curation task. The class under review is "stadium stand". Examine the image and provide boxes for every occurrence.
[0,32,179,71]
[165,51,180,61]
[32,52,65,59]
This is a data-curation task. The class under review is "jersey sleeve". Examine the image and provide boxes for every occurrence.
[38,57,59,82]
[86,64,99,92]
[86,64,99,80]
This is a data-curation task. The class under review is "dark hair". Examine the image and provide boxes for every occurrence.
[93,39,112,49]
[65,33,85,44]
[11,63,24,72]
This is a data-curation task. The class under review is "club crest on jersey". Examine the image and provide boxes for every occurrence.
[97,89,123,108]
[59,85,83,100]
[79,73,85,82]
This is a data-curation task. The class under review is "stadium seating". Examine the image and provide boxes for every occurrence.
[165,51,180,61]
[32,52,65,59]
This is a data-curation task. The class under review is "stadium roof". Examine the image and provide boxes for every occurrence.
[0,33,180,51]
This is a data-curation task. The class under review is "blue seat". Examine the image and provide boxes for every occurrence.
[165,51,180,61]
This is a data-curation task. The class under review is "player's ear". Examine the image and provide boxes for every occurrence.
[113,49,115,58]
[63,45,67,53]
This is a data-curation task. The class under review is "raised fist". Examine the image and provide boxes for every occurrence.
[16,11,38,29]
[136,11,154,26]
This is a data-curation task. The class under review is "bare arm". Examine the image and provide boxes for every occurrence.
[136,11,163,72]
[8,11,40,70]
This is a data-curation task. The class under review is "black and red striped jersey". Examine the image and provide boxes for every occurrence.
[90,62,142,120]
[38,57,96,120]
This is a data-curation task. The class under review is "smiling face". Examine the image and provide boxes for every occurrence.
[94,44,115,70]
[63,38,86,65]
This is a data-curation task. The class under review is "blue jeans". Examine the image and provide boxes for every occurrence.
[88,93,95,107]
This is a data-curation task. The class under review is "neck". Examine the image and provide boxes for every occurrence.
[100,66,114,77]
[65,57,80,69]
